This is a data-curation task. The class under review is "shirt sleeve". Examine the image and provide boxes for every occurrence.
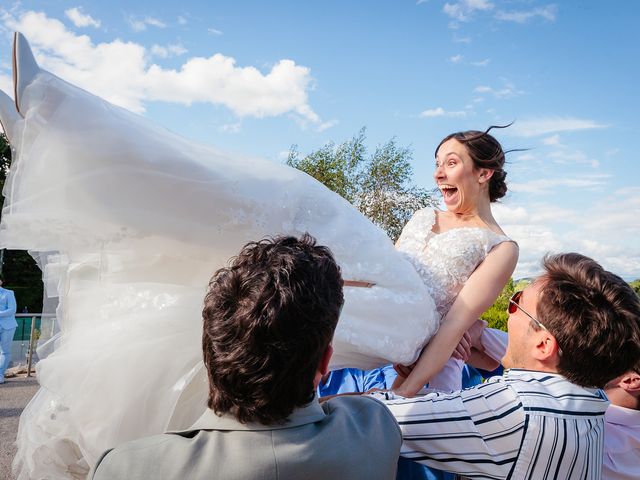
[480,327,508,362]
[380,380,526,478]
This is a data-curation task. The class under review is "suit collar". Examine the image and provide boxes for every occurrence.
[173,397,326,433]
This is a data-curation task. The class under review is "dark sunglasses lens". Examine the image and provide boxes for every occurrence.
[508,291,521,314]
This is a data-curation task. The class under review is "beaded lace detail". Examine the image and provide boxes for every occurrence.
[396,208,511,319]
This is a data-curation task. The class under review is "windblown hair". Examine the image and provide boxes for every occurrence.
[536,253,640,388]
[202,234,344,425]
[436,125,512,202]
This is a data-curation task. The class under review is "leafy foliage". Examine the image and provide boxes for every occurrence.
[287,128,437,241]
[630,279,640,295]
[0,133,43,312]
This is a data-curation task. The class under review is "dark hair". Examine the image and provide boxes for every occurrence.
[436,125,510,202]
[536,253,640,388]
[202,234,344,425]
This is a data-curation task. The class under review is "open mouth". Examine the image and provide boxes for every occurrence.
[439,184,458,203]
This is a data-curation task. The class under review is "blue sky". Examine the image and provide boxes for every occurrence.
[1,1,639,279]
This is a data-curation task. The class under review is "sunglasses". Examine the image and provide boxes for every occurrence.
[508,290,549,331]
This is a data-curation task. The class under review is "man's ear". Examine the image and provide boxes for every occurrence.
[531,331,560,364]
[618,371,640,394]
[478,168,494,184]
[319,344,333,377]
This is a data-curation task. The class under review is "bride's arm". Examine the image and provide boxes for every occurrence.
[393,241,518,398]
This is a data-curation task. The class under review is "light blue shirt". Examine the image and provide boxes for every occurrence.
[0,287,18,330]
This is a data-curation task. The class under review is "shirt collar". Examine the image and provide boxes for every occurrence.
[504,368,608,399]
[171,396,326,433]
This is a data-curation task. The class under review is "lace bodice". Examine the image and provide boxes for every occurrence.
[396,208,511,319]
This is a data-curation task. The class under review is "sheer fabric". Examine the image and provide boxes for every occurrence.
[1,60,438,477]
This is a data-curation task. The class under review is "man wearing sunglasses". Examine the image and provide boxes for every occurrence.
[376,252,640,479]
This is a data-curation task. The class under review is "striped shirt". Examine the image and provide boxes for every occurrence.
[379,369,609,479]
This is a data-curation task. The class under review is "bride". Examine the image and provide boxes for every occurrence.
[0,33,516,478]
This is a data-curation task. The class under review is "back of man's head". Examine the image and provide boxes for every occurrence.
[202,234,344,425]
[536,253,640,388]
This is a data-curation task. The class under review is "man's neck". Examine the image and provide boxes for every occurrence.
[605,388,640,411]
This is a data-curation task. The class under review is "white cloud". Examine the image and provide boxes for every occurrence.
[177,16,188,26]
[317,119,339,132]
[542,134,560,145]
[150,43,188,58]
[2,10,321,125]
[449,54,463,63]
[420,107,467,118]
[473,82,524,99]
[495,5,558,23]
[207,27,223,36]
[65,7,100,28]
[127,16,166,32]
[443,0,494,22]
[494,199,640,280]
[509,174,610,194]
[470,58,490,67]
[219,122,241,133]
[509,117,607,137]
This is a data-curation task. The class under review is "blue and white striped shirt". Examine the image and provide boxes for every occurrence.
[380,369,609,479]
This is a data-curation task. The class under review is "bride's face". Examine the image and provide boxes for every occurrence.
[433,138,487,214]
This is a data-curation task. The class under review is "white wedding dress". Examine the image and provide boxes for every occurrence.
[0,34,509,479]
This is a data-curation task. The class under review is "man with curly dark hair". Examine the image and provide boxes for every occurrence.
[91,234,401,479]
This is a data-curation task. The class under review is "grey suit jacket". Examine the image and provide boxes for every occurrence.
[91,395,401,479]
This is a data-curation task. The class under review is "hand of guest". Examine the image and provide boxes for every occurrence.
[393,362,416,379]
[452,331,472,361]
[467,319,488,350]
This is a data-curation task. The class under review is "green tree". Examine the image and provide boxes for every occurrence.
[630,279,640,295]
[287,128,436,241]
[480,278,531,332]
[0,133,43,312]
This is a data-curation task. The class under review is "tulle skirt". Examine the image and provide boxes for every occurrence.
[1,67,439,477]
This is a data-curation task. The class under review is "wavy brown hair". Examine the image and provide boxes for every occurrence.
[202,234,343,425]
[536,253,640,388]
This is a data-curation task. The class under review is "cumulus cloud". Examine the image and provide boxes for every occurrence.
[1,10,322,125]
[495,5,558,23]
[493,198,640,280]
[420,107,467,118]
[65,7,100,28]
[508,117,607,137]
[449,54,463,63]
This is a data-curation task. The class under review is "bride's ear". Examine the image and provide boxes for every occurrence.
[477,168,494,184]
[13,32,41,115]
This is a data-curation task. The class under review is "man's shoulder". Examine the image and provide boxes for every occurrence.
[322,394,400,430]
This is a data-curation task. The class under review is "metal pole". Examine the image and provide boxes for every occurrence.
[27,315,36,377]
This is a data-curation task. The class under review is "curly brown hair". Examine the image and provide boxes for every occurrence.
[536,253,640,388]
[202,234,343,425]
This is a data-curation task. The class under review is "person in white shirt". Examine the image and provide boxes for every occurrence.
[602,362,640,479]
[376,252,640,480]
